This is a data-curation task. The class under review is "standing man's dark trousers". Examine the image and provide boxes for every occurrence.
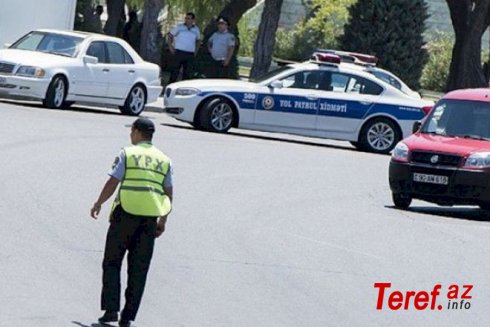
[101,205,157,322]
[169,50,195,83]
[209,59,231,79]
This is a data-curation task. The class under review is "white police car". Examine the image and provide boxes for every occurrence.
[163,52,433,153]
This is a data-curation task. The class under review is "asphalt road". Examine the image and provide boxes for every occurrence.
[0,99,489,327]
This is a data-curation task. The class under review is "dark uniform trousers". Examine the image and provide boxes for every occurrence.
[209,59,231,79]
[101,205,157,321]
[169,49,195,83]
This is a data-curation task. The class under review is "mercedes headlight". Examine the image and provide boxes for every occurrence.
[463,152,490,169]
[175,87,199,96]
[15,66,45,78]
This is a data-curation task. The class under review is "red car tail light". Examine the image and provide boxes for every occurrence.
[421,105,433,116]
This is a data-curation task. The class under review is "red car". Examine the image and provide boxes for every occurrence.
[389,88,490,210]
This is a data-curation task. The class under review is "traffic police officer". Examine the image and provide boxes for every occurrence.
[207,16,236,78]
[90,117,174,327]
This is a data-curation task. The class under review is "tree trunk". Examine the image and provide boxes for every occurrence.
[446,0,490,91]
[140,0,163,64]
[250,0,284,79]
[104,0,126,36]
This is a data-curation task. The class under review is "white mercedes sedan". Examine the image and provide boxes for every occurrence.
[0,29,162,115]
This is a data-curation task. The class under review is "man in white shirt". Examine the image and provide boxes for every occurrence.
[167,12,201,83]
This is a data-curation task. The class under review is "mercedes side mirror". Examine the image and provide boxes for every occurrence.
[83,55,98,64]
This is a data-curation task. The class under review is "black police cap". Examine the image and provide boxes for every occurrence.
[131,118,155,133]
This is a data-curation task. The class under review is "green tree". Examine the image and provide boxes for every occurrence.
[236,17,257,57]
[420,33,453,92]
[274,24,323,62]
[166,0,228,30]
[274,0,356,62]
[338,0,428,89]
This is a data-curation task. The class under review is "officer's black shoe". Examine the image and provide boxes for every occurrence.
[98,310,118,324]
[118,319,131,327]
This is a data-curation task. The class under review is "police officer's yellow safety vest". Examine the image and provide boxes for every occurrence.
[118,143,171,217]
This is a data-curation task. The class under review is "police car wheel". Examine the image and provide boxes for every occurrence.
[360,117,400,154]
[43,76,67,109]
[199,98,234,133]
[392,193,412,209]
[120,84,146,116]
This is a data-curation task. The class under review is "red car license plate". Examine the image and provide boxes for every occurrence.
[413,173,448,185]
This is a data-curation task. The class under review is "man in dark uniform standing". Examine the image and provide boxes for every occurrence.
[207,17,236,78]
[90,118,174,327]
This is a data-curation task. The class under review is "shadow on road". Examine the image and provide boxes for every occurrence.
[63,106,122,116]
[161,123,366,153]
[71,321,105,327]
[0,99,121,116]
[387,205,490,222]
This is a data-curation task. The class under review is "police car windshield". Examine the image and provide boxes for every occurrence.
[250,66,293,83]
[421,99,490,139]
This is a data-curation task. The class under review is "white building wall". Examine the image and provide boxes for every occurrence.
[0,0,77,47]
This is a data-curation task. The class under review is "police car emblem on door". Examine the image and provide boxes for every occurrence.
[262,96,275,110]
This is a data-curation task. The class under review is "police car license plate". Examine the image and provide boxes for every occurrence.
[413,173,448,185]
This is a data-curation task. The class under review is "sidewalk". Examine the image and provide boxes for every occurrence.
[145,96,164,113]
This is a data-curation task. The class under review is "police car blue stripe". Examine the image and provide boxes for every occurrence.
[366,104,425,120]
[199,91,257,109]
[198,91,424,121]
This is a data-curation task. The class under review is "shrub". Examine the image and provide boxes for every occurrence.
[420,33,453,92]
[274,23,326,62]
[237,28,257,57]
[273,0,355,62]
[339,0,429,89]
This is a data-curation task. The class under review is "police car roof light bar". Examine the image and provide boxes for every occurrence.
[315,49,378,66]
[310,53,342,65]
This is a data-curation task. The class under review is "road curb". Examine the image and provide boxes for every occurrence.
[145,97,164,113]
